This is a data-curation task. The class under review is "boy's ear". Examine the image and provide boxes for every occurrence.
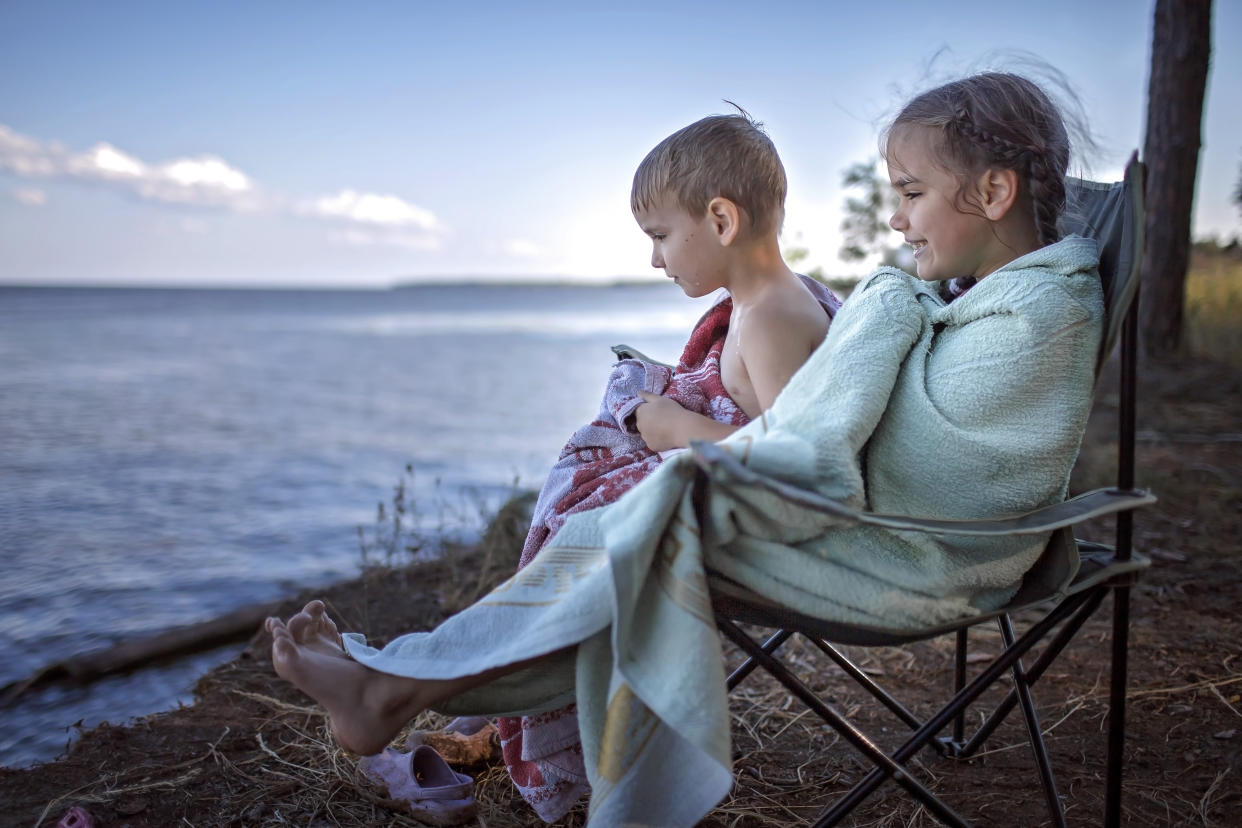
[706,197,742,246]
[976,167,1020,221]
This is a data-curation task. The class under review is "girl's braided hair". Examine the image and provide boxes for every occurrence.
[882,72,1071,247]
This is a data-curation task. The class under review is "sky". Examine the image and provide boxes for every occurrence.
[1,0,1238,288]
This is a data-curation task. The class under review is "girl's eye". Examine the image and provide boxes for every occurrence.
[904,191,920,201]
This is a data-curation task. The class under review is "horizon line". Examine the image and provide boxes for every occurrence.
[0,271,867,292]
[0,274,673,291]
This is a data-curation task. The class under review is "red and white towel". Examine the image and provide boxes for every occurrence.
[498,281,840,821]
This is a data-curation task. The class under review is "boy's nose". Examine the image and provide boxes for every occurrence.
[650,247,664,269]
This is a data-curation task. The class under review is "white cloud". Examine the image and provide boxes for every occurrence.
[68,143,146,179]
[301,189,440,230]
[163,157,249,191]
[13,187,46,205]
[138,157,256,208]
[0,122,448,250]
[329,228,442,250]
[504,238,541,258]
[2,125,259,210]
[0,125,58,176]
[180,217,209,234]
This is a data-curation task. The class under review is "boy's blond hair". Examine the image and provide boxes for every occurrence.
[631,112,786,237]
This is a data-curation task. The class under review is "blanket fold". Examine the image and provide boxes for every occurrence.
[342,240,1103,828]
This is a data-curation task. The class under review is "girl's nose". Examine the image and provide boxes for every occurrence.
[889,209,906,232]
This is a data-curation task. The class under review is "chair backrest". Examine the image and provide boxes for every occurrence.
[1058,153,1146,374]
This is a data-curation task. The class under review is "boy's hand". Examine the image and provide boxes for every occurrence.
[635,390,739,452]
[634,390,690,452]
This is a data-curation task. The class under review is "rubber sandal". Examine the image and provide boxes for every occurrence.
[360,745,477,826]
[442,715,490,736]
[56,807,96,828]
[406,716,500,767]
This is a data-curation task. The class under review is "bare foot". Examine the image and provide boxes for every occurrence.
[267,601,429,755]
[266,601,554,756]
[266,600,346,659]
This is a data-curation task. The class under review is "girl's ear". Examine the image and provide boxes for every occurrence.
[706,197,741,246]
[976,168,1021,221]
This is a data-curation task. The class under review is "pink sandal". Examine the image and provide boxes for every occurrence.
[360,745,477,826]
[56,807,96,828]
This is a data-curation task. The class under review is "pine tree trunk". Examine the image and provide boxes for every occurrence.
[1141,0,1212,357]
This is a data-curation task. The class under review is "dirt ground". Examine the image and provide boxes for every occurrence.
[1,351,1239,828]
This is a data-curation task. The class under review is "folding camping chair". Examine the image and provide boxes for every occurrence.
[699,155,1155,827]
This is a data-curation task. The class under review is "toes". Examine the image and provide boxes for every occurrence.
[287,611,315,640]
[304,601,341,642]
[316,612,342,639]
[269,621,293,643]
[272,635,299,667]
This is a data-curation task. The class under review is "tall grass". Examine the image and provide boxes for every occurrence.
[355,464,535,612]
[1184,244,1242,366]
[357,465,533,567]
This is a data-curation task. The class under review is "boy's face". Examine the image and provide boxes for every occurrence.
[633,195,727,298]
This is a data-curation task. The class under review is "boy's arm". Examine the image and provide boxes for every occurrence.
[634,390,738,453]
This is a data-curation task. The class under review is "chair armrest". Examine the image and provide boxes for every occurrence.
[611,343,674,369]
[691,440,1156,537]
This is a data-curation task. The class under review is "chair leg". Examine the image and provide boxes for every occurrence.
[718,619,972,828]
[1106,258,1139,827]
[726,628,793,690]
[957,588,1106,757]
[807,637,934,738]
[1105,582,1132,828]
[953,628,968,747]
[817,591,1094,827]
[999,616,1067,828]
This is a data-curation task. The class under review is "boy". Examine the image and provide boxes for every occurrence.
[484,113,840,822]
[628,113,831,451]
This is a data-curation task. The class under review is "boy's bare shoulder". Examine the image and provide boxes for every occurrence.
[748,277,830,344]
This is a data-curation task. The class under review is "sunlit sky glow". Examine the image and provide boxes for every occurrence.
[1,0,1238,287]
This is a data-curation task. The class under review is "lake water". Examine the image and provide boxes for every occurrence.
[0,281,717,768]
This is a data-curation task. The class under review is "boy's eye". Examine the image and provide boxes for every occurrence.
[651,234,666,241]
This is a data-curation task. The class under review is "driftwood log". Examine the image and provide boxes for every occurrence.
[0,600,281,706]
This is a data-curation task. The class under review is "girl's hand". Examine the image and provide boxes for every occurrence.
[634,390,690,452]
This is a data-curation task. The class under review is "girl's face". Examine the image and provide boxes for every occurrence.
[886,128,1008,283]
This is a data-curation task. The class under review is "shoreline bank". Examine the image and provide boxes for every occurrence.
[2,354,1240,826]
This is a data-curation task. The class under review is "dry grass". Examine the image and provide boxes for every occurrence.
[1185,245,1242,367]
[440,489,536,615]
[13,569,1240,827]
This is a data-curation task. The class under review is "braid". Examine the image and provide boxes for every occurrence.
[1026,156,1065,246]
[952,108,1065,245]
[951,110,1027,168]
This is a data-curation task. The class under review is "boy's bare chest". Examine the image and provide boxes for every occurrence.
[720,328,760,419]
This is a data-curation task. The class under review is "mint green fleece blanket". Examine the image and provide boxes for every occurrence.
[342,237,1104,827]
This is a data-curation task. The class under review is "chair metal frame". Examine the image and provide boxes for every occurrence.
[700,156,1153,827]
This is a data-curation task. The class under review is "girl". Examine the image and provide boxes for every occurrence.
[267,72,1104,827]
